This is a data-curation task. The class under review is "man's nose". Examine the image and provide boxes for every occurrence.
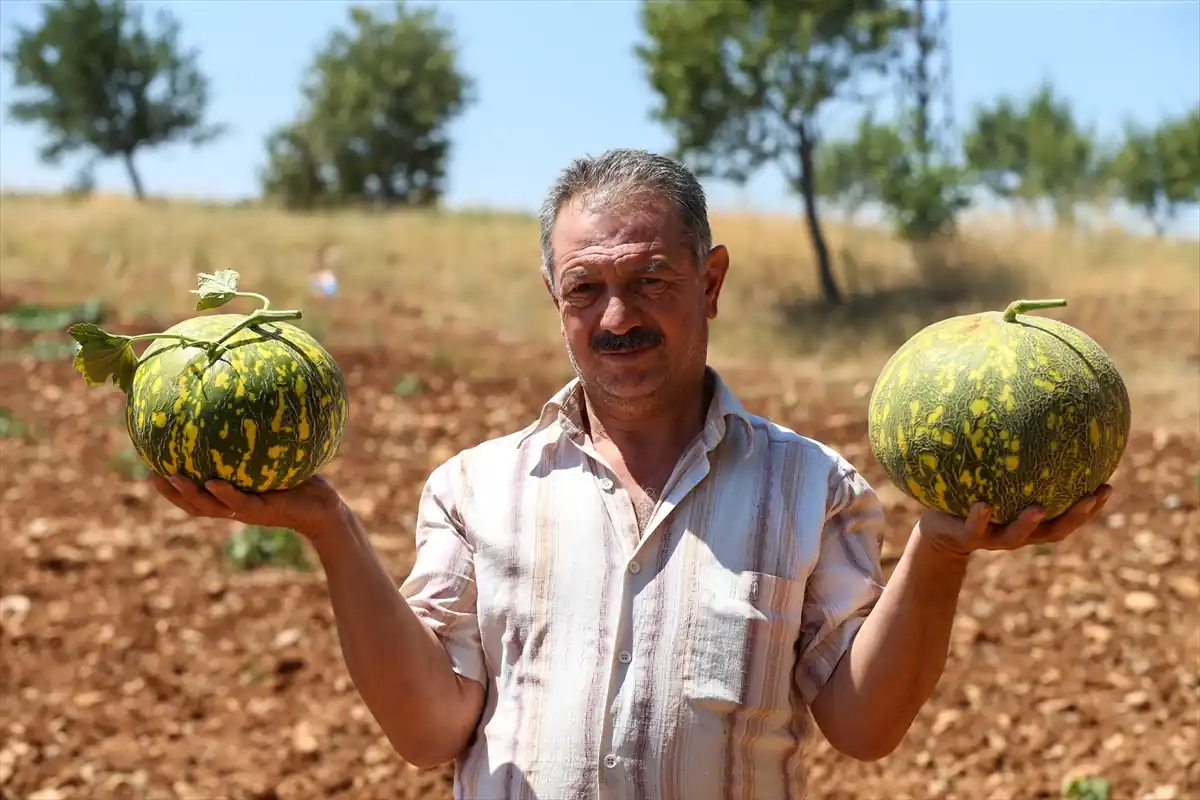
[598,290,639,335]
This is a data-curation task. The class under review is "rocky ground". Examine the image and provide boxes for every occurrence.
[1,293,1196,800]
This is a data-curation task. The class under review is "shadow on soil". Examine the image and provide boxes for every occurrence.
[777,242,1028,355]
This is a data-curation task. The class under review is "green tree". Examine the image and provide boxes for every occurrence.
[260,126,328,210]
[816,111,970,244]
[635,0,911,305]
[2,0,224,200]
[1173,107,1200,202]
[962,81,1101,225]
[1176,107,1200,198]
[260,1,474,210]
[878,153,972,244]
[815,112,905,223]
[1107,108,1200,236]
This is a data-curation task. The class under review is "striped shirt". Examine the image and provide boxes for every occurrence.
[399,368,887,799]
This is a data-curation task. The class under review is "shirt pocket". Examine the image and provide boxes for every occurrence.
[681,568,808,715]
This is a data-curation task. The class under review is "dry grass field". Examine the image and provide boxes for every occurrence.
[1,192,1198,800]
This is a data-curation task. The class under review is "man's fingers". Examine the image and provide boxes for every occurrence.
[149,473,206,517]
[168,475,235,518]
[918,483,1114,558]
[1029,521,1077,544]
[987,506,1045,550]
[1028,491,1102,545]
[205,480,265,515]
[962,502,993,538]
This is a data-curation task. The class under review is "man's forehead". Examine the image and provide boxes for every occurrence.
[551,199,684,259]
[559,203,672,241]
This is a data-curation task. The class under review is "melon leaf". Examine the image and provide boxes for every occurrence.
[67,322,139,391]
[191,269,241,311]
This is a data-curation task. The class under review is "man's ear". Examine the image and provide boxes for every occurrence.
[702,244,730,320]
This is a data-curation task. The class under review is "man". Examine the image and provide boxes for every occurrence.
[153,148,1110,799]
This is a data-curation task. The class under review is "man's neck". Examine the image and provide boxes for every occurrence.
[582,370,713,471]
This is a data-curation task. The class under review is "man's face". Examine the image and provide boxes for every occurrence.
[546,196,729,404]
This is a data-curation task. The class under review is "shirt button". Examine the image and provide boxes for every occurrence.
[603,754,618,769]
[618,650,632,664]
[627,561,641,574]
[599,477,615,492]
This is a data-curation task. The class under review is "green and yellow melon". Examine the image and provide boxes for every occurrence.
[867,299,1130,524]
[69,270,349,492]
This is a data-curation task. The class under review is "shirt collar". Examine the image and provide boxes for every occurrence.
[518,366,756,453]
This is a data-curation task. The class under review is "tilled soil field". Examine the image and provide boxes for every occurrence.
[1,296,1197,800]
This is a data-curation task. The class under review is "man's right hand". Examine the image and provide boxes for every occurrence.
[149,469,484,767]
[149,473,347,546]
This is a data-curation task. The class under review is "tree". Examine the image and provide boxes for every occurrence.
[2,0,224,200]
[1107,108,1200,236]
[1173,107,1200,203]
[260,1,474,210]
[962,81,1101,225]
[1177,107,1200,199]
[876,127,972,244]
[815,112,905,223]
[882,0,972,245]
[816,112,970,246]
[260,126,327,210]
[816,1,970,248]
[635,0,911,305]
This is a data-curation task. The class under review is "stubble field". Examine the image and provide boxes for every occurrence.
[1,194,1198,800]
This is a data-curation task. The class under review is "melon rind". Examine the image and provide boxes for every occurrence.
[126,314,350,491]
[867,308,1131,524]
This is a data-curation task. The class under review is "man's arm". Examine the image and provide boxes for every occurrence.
[311,462,486,768]
[808,520,968,761]
[808,478,1106,761]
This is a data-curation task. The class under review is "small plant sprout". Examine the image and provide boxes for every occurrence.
[1061,775,1111,800]
[66,270,303,392]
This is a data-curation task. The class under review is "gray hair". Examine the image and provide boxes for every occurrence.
[537,148,712,292]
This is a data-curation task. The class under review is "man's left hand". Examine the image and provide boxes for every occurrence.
[914,484,1112,561]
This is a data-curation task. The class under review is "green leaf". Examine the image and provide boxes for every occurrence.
[1061,775,1111,800]
[191,269,241,310]
[66,322,139,392]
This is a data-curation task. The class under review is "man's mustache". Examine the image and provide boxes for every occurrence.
[591,327,663,353]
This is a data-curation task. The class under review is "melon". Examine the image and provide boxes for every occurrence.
[866,299,1130,524]
[68,270,349,492]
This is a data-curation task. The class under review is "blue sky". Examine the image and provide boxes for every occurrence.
[1,0,1198,231]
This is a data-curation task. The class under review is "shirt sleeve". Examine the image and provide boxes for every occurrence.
[398,457,488,688]
[793,460,887,706]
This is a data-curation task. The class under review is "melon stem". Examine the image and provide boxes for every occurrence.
[125,333,204,345]
[237,291,272,311]
[124,308,303,361]
[1002,299,1067,322]
[208,309,303,352]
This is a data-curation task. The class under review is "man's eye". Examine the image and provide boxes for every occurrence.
[567,283,596,296]
[640,277,662,286]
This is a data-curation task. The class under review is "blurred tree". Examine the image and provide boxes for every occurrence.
[962,81,1101,225]
[814,0,971,247]
[260,1,474,210]
[2,0,224,200]
[815,112,903,223]
[880,0,972,245]
[1107,107,1200,236]
[635,0,912,305]
[817,111,970,243]
[877,134,972,243]
[1174,107,1200,200]
[261,126,327,210]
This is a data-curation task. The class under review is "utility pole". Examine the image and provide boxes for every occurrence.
[901,0,955,167]
[892,0,966,246]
